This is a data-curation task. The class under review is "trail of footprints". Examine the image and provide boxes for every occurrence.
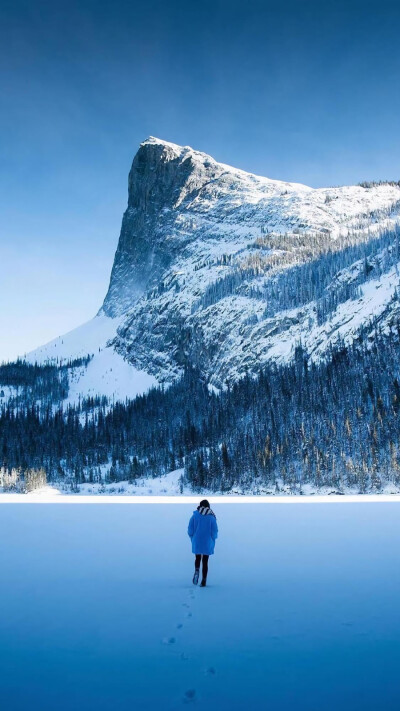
[161,586,216,705]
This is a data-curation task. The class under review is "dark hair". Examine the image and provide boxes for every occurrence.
[199,499,210,508]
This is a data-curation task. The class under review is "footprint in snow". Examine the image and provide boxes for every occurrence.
[162,637,176,645]
[183,689,196,704]
[176,623,183,629]
[205,667,216,676]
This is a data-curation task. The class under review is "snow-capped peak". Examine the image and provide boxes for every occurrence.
[26,138,400,402]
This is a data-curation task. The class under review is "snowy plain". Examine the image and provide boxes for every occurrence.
[0,499,399,710]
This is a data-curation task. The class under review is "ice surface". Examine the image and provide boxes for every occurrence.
[0,501,399,710]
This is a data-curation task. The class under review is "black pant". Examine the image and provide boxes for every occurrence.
[195,554,209,579]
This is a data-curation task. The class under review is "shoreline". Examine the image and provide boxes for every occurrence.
[1,492,400,504]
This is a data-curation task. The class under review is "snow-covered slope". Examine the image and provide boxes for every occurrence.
[28,312,119,364]
[26,313,157,405]
[27,137,400,398]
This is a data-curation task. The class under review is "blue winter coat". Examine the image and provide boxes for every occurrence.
[188,510,218,555]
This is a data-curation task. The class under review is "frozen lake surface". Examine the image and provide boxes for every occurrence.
[0,501,399,710]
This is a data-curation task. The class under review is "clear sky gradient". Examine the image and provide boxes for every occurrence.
[1,0,400,360]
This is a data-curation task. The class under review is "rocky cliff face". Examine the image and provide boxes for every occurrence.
[103,137,229,316]
[100,137,400,388]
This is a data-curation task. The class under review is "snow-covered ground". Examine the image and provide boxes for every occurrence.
[0,500,399,710]
[4,467,400,497]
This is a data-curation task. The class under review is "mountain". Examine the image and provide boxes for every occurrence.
[4,138,400,492]
[27,136,400,402]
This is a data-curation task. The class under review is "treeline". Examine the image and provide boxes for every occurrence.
[0,357,92,407]
[358,180,400,188]
[2,325,400,493]
[191,228,400,326]
[0,466,47,492]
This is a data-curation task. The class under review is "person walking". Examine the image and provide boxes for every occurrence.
[188,499,218,587]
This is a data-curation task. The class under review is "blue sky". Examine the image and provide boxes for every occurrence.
[1,0,400,360]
